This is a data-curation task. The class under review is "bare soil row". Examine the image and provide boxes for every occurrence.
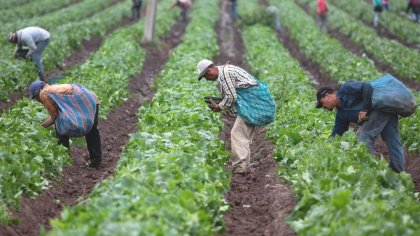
[216,1,296,235]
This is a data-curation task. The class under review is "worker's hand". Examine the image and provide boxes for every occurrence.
[358,111,368,123]
[209,99,221,112]
[41,120,53,128]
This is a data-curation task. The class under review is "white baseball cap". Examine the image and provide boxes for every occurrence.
[8,32,16,43]
[196,59,214,80]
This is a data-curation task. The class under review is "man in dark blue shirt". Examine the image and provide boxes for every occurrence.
[316,81,405,173]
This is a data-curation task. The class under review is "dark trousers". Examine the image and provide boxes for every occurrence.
[31,38,49,79]
[56,105,102,167]
[356,111,404,173]
[132,3,141,18]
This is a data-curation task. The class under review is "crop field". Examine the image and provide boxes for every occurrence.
[0,0,419,235]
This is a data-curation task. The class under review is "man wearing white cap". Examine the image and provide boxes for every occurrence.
[197,59,276,174]
[8,26,50,81]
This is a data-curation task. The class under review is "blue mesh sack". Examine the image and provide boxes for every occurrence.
[233,79,276,126]
[370,74,417,117]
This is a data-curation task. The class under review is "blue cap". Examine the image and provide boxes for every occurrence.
[28,80,46,99]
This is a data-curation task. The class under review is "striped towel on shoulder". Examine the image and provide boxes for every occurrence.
[49,84,97,136]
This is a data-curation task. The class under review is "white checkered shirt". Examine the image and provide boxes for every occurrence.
[217,65,257,110]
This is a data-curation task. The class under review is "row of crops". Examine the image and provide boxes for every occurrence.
[0,0,179,224]
[0,0,129,100]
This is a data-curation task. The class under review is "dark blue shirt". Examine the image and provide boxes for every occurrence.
[331,81,373,137]
[331,109,360,136]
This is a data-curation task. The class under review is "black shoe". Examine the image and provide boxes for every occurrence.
[89,160,101,169]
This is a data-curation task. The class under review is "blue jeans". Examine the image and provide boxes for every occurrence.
[357,111,405,173]
[31,39,49,78]
[181,9,189,22]
[231,0,237,19]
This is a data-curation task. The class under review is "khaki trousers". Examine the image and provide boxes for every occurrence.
[231,116,256,169]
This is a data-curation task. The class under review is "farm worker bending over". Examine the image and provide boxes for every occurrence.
[28,81,102,168]
[406,0,420,23]
[169,0,191,22]
[315,74,417,173]
[197,59,276,174]
[8,27,50,81]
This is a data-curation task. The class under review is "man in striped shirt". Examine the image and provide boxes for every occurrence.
[197,59,260,174]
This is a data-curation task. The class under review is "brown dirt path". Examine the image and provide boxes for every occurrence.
[221,116,296,236]
[0,0,133,114]
[0,18,188,236]
[215,1,296,235]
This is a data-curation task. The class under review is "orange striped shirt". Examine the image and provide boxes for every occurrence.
[39,84,99,126]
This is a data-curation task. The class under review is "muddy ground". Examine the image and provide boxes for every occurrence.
[215,1,296,235]
[0,17,188,236]
[221,116,296,236]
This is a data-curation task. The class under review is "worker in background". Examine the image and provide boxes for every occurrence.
[169,0,192,22]
[8,27,50,81]
[373,0,383,28]
[317,0,328,32]
[132,0,142,19]
[266,5,282,33]
[230,0,238,20]
[406,0,420,22]
[382,0,390,11]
